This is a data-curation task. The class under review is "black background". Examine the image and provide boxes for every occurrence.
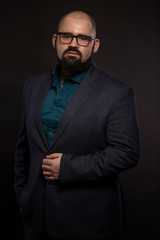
[0,0,159,239]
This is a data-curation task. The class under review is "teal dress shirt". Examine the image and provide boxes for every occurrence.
[41,66,89,146]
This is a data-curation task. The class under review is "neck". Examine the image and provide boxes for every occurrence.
[60,69,74,79]
[59,70,75,88]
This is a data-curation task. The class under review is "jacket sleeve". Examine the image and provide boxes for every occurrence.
[14,80,29,204]
[60,86,140,183]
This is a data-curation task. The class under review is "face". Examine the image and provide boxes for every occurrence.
[52,15,100,74]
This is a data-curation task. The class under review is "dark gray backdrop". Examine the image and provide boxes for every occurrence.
[0,0,159,239]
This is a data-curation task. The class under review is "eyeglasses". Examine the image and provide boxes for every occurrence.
[57,32,96,47]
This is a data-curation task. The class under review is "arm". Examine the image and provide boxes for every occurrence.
[59,86,140,183]
[14,80,29,204]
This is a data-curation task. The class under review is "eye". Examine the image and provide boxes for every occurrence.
[79,36,88,41]
[62,34,72,39]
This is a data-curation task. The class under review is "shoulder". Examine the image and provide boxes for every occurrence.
[22,70,53,100]
[25,70,53,86]
[92,63,134,94]
[90,64,136,103]
[94,64,129,88]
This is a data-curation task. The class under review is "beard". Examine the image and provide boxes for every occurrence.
[56,46,94,76]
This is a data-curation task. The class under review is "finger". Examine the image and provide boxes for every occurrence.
[46,153,62,159]
[45,175,58,180]
[42,164,51,171]
[42,158,53,165]
[43,170,52,176]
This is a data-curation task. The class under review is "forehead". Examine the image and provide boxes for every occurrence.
[59,16,93,35]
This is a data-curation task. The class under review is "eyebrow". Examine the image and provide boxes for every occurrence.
[58,32,91,37]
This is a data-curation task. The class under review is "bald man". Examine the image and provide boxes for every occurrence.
[14,11,139,240]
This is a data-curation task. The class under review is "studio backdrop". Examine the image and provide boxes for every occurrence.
[0,1,159,239]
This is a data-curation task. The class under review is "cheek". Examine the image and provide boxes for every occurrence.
[56,45,63,59]
[81,48,92,62]
[56,44,66,59]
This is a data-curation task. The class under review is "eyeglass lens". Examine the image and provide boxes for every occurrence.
[59,33,91,46]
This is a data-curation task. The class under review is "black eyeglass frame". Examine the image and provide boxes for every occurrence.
[57,32,96,46]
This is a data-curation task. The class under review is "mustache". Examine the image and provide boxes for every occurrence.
[63,47,82,57]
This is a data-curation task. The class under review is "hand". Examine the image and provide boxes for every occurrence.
[42,153,63,181]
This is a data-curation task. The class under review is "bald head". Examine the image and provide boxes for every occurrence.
[58,11,96,37]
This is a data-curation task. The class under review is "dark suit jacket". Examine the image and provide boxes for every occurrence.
[14,63,139,239]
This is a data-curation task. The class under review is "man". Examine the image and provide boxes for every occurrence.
[14,11,140,240]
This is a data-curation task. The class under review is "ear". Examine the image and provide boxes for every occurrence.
[52,34,57,48]
[93,38,100,53]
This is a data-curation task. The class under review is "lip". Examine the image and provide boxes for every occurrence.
[65,51,79,56]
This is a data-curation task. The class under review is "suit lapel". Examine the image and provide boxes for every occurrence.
[48,64,99,151]
[35,71,53,149]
